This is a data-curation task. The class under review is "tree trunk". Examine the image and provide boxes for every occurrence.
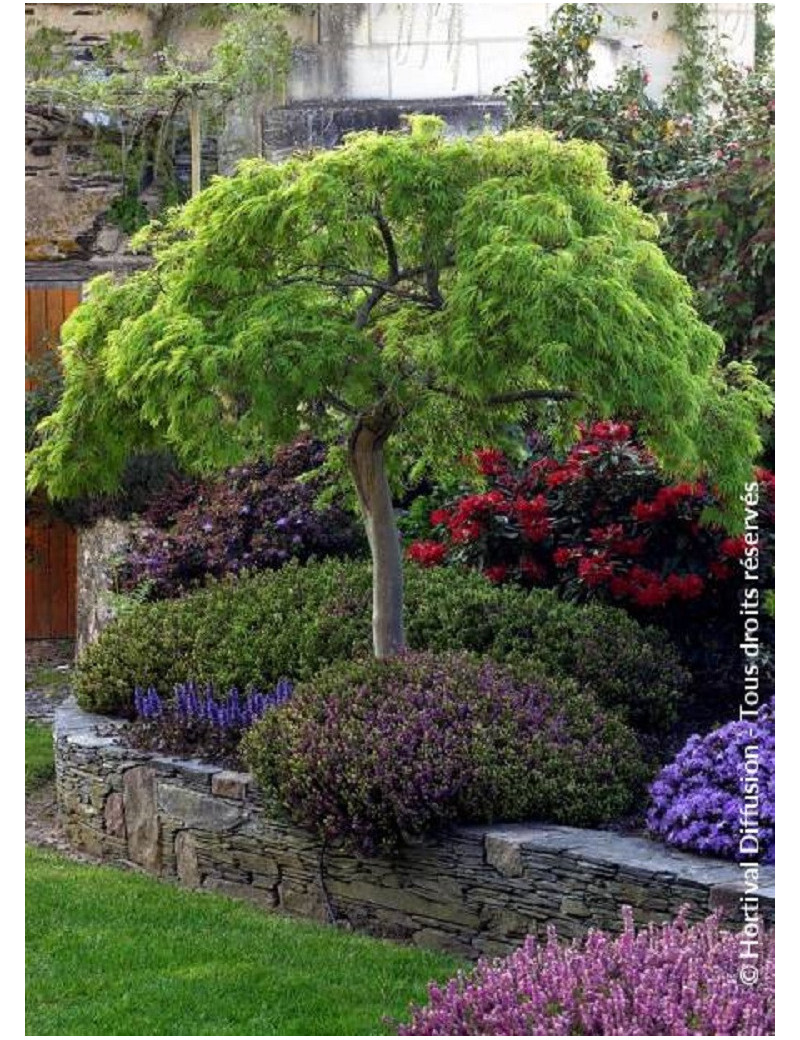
[348,409,405,658]
[188,95,202,197]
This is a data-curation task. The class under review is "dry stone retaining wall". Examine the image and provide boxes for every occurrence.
[55,699,775,959]
[76,518,140,656]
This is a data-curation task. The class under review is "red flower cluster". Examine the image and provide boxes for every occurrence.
[475,448,507,476]
[608,567,706,608]
[406,541,448,567]
[405,427,774,634]
[631,483,702,522]
[719,536,747,559]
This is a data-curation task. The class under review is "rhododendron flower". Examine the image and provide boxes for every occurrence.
[709,560,733,581]
[609,574,631,598]
[450,521,483,544]
[520,517,551,543]
[429,508,451,527]
[589,419,633,442]
[631,499,664,522]
[589,523,625,545]
[475,448,507,476]
[513,495,549,520]
[546,467,578,488]
[577,555,614,587]
[553,547,579,567]
[407,541,447,567]
[484,564,508,584]
[647,700,775,863]
[665,572,705,600]
[720,536,747,559]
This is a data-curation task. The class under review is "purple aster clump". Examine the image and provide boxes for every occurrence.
[242,651,647,856]
[130,679,292,768]
[397,908,775,1036]
[646,699,775,863]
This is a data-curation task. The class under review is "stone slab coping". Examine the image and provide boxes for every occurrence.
[55,698,776,900]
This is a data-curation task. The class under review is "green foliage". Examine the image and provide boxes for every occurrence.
[107,190,151,235]
[501,4,602,118]
[755,5,775,73]
[26,352,62,454]
[25,4,295,212]
[654,138,775,383]
[75,558,688,735]
[25,26,71,81]
[666,4,716,116]
[500,4,775,398]
[28,117,768,518]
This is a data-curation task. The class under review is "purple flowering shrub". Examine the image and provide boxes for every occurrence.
[242,651,647,856]
[129,679,292,767]
[647,700,775,863]
[398,908,775,1036]
[119,437,364,600]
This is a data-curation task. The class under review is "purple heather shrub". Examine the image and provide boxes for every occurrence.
[130,679,292,767]
[242,651,647,856]
[397,908,775,1036]
[646,699,775,863]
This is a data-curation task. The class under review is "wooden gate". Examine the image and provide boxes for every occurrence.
[25,285,81,639]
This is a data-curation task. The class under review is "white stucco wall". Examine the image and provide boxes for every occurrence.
[287,3,757,103]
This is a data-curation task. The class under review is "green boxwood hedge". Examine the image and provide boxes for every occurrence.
[75,559,688,735]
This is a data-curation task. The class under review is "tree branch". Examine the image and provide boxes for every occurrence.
[486,388,579,405]
[424,382,579,406]
[323,391,359,417]
[372,205,399,281]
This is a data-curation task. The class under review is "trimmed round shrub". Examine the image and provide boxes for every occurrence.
[647,699,775,863]
[75,559,688,733]
[243,652,647,855]
[397,909,775,1035]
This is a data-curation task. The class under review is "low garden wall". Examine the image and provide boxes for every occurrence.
[76,518,139,655]
[55,698,775,959]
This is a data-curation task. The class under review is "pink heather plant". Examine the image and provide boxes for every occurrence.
[398,909,775,1036]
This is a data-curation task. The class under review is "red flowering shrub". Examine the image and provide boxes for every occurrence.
[407,424,774,721]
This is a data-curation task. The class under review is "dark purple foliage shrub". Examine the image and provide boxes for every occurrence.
[647,699,775,863]
[120,437,364,599]
[397,908,775,1036]
[242,651,647,856]
[130,679,292,767]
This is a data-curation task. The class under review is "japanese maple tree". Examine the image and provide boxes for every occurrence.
[27,116,769,657]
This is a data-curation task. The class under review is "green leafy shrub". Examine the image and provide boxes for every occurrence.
[75,559,687,734]
[243,652,647,854]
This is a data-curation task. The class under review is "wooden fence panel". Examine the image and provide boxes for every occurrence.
[25,285,81,639]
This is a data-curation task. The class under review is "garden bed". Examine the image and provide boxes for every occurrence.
[55,699,775,959]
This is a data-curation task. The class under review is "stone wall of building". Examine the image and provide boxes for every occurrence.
[56,699,775,959]
[75,518,139,656]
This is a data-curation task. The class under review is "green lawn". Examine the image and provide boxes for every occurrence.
[25,723,55,792]
[25,720,461,1037]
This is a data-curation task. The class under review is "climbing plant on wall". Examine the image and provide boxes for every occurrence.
[25,3,297,221]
